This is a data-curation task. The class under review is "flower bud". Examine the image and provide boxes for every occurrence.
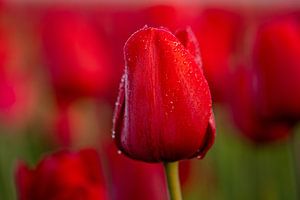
[113,27,215,162]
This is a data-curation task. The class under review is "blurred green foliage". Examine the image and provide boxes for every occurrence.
[0,105,299,200]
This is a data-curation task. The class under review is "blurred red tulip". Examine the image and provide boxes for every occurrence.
[104,142,168,200]
[51,99,107,147]
[53,104,72,146]
[192,8,245,101]
[228,66,291,143]
[0,77,16,114]
[253,15,300,122]
[113,27,215,162]
[93,8,144,102]
[0,75,38,126]
[103,141,192,200]
[141,5,194,31]
[179,160,192,189]
[40,10,113,102]
[16,149,109,200]
[0,22,38,126]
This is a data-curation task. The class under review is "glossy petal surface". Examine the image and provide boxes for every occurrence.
[113,27,212,162]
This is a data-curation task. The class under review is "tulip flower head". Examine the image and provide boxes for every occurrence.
[228,66,291,143]
[15,149,108,200]
[113,26,215,163]
[193,8,245,101]
[253,16,300,122]
[40,10,112,102]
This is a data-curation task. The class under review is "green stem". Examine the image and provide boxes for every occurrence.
[290,134,300,199]
[164,162,183,200]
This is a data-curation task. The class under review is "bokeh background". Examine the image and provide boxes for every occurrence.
[1,0,300,199]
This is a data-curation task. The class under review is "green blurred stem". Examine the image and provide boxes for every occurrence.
[291,134,300,199]
[164,162,183,200]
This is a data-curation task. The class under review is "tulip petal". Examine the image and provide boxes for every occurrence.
[113,27,212,162]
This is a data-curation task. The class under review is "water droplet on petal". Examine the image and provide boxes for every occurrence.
[112,130,116,139]
[117,150,122,155]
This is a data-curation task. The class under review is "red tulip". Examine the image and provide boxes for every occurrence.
[103,141,193,199]
[175,27,202,67]
[175,27,216,157]
[0,22,38,126]
[192,8,245,101]
[51,100,106,147]
[0,77,16,114]
[15,149,109,200]
[40,10,112,102]
[253,16,300,122]
[0,75,38,126]
[228,66,291,143]
[104,142,168,200]
[93,8,144,102]
[113,26,215,162]
[141,5,194,31]
[53,104,72,146]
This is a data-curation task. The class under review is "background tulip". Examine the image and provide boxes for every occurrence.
[0,3,299,200]
[253,15,300,122]
[104,141,168,200]
[15,149,108,200]
[40,10,113,102]
[192,8,245,101]
[227,66,291,143]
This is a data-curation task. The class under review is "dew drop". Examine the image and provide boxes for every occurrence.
[117,150,122,155]
[170,106,175,112]
[197,155,202,159]
[173,42,180,47]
